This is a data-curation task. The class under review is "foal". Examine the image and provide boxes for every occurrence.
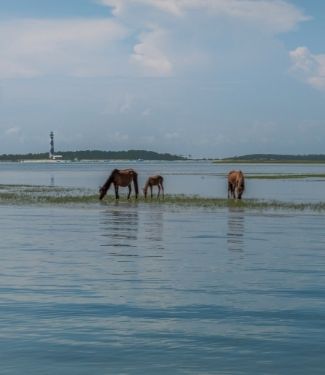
[143,175,164,199]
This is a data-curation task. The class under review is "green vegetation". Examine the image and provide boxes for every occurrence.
[0,149,186,161]
[215,154,325,163]
[1,184,325,211]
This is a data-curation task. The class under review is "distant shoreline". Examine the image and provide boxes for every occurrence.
[2,151,325,163]
[214,153,325,164]
[0,149,186,162]
[214,160,325,164]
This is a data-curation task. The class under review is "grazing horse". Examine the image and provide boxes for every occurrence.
[143,175,164,199]
[99,168,139,200]
[228,170,245,200]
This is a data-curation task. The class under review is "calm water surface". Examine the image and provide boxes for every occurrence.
[1,203,325,374]
[0,160,325,202]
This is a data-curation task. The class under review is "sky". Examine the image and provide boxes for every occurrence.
[0,0,324,158]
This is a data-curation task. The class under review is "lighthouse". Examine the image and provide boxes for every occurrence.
[49,132,62,161]
[49,131,54,159]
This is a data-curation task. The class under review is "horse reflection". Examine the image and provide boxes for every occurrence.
[227,207,244,252]
[100,208,139,248]
[143,209,164,249]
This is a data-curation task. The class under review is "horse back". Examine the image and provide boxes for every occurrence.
[228,170,244,185]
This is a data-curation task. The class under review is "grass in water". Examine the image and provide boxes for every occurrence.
[1,184,325,211]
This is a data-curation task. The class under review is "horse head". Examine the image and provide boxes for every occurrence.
[99,185,106,200]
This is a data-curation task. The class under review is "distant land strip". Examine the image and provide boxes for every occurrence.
[0,150,186,161]
[215,154,325,163]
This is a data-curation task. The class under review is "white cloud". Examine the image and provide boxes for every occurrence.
[0,1,309,80]
[100,0,309,33]
[164,132,179,140]
[112,131,129,142]
[99,0,182,16]
[5,126,21,135]
[289,47,325,90]
[0,19,127,78]
[130,27,173,76]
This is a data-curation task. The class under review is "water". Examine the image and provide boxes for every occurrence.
[1,162,325,374]
[1,160,325,202]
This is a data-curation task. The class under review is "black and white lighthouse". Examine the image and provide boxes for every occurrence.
[49,132,62,161]
[49,131,54,159]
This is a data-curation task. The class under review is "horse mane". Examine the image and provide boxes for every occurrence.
[101,168,119,195]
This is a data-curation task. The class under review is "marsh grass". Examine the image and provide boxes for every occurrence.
[1,184,325,211]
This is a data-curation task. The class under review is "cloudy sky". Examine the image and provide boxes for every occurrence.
[0,0,324,158]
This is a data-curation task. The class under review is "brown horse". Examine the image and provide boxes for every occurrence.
[228,170,245,199]
[143,175,164,199]
[99,168,139,200]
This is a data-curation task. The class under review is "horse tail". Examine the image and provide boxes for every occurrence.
[133,171,139,198]
[239,170,245,190]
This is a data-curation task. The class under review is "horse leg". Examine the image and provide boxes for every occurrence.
[150,184,153,199]
[157,185,160,198]
[127,184,132,199]
[114,183,119,199]
[229,183,235,199]
[161,183,164,199]
[233,186,236,199]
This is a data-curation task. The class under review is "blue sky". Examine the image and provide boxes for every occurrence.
[0,0,324,158]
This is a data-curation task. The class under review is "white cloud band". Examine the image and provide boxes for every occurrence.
[290,47,325,90]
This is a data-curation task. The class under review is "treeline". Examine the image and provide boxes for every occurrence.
[0,149,186,161]
[220,154,325,162]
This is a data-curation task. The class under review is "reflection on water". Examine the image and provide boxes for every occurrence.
[100,205,139,248]
[141,207,164,249]
[1,204,325,374]
[227,207,245,252]
[50,175,55,186]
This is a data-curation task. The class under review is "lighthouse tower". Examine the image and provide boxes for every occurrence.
[49,132,62,161]
[49,131,54,159]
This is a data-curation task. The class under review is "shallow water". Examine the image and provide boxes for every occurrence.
[1,202,325,374]
[1,161,325,373]
[1,160,325,202]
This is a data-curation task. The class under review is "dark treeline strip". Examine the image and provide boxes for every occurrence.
[0,150,186,161]
[219,154,325,163]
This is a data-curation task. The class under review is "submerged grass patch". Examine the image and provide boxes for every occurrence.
[1,184,325,211]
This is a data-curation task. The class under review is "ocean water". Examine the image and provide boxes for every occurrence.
[1,162,325,374]
[0,160,325,202]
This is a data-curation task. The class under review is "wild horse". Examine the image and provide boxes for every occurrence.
[228,170,245,200]
[99,168,139,200]
[143,175,164,199]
